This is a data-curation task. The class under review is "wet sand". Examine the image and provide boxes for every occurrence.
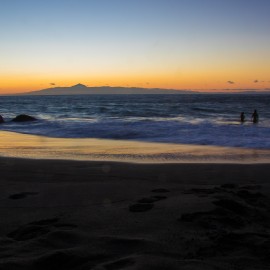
[1,131,270,163]
[1,157,270,269]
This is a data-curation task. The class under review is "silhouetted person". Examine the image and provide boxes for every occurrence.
[252,110,258,123]
[0,115,4,123]
[240,112,245,123]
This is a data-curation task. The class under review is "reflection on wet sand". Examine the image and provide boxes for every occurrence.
[0,131,270,163]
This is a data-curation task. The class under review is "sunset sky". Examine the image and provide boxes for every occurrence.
[1,0,270,94]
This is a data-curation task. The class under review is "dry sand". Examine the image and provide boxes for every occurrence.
[1,157,270,269]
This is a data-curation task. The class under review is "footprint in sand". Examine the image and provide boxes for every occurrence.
[137,196,167,204]
[220,184,265,207]
[129,189,169,212]
[129,203,154,212]
[7,218,77,241]
[9,192,39,200]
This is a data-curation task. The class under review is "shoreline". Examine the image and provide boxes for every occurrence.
[1,130,270,164]
[1,132,270,268]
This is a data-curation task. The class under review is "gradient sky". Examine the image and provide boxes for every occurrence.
[1,0,270,93]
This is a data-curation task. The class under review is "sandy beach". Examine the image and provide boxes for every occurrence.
[1,152,270,269]
[2,0,270,268]
[0,131,269,269]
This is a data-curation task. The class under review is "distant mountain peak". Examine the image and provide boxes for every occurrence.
[20,85,197,95]
[71,83,87,88]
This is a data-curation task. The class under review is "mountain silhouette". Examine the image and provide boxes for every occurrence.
[71,83,88,88]
[21,85,195,95]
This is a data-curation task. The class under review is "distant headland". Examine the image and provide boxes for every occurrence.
[20,84,196,95]
[5,84,269,96]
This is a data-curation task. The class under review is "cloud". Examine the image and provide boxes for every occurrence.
[227,81,235,84]
[254,80,268,83]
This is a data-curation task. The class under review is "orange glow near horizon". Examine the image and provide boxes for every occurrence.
[1,70,270,94]
[1,1,270,95]
[1,50,270,94]
[1,31,269,94]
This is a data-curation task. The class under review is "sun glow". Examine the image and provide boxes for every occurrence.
[1,1,270,94]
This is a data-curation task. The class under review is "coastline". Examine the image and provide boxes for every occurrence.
[1,130,270,163]
[1,131,270,269]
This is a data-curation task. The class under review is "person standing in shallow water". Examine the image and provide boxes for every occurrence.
[252,109,259,123]
[240,112,245,123]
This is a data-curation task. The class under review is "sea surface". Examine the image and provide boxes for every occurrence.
[0,94,270,149]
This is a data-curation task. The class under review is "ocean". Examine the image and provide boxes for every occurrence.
[0,94,270,149]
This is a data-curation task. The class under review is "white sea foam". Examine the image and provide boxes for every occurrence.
[0,94,270,149]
